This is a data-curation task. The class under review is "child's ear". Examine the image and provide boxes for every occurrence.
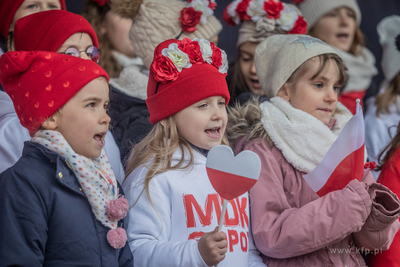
[41,114,59,130]
[276,83,291,102]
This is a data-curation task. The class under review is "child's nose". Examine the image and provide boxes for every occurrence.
[101,111,111,125]
[339,12,351,26]
[326,87,338,102]
[80,52,91,61]
[212,106,223,120]
[250,62,256,75]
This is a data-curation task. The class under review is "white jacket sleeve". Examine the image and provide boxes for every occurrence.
[248,223,266,267]
[123,168,209,267]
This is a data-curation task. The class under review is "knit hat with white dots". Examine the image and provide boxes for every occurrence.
[0,51,109,136]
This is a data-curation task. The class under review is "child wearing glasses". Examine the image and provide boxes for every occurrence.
[0,10,125,183]
[0,50,133,266]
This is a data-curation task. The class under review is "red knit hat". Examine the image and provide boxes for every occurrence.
[146,38,230,124]
[0,0,67,38]
[0,51,109,136]
[14,10,98,52]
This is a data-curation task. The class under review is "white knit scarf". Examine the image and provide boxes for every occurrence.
[31,130,120,230]
[260,97,353,173]
[336,47,378,93]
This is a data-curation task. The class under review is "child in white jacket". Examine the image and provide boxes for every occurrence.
[122,38,264,267]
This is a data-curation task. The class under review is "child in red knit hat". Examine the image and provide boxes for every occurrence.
[0,51,133,266]
[0,0,66,53]
[122,38,264,267]
[0,10,125,183]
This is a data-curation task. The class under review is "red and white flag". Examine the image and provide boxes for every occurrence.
[206,145,261,200]
[303,101,365,197]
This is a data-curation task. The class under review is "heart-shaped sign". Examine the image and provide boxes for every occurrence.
[206,145,261,200]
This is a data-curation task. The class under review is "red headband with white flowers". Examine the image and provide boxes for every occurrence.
[223,0,307,34]
[179,0,217,33]
[151,37,228,83]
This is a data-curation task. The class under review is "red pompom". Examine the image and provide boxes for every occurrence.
[106,196,129,221]
[107,228,127,249]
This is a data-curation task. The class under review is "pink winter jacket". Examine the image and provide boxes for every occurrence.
[236,138,400,267]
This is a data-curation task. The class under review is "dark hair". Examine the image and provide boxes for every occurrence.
[226,57,250,106]
[377,124,400,171]
[82,0,123,78]
[375,73,400,116]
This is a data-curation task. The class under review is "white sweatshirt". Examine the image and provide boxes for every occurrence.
[123,147,265,267]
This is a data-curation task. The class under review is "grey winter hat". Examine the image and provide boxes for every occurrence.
[298,0,361,30]
[377,15,400,83]
[254,34,340,98]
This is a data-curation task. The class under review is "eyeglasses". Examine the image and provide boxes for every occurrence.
[60,45,100,63]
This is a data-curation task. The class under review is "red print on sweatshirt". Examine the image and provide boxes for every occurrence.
[183,193,249,252]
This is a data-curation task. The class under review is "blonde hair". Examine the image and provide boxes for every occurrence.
[81,0,122,78]
[375,73,400,116]
[124,114,229,206]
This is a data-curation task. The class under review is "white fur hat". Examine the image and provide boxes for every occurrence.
[298,0,361,30]
[254,34,340,98]
[377,15,400,83]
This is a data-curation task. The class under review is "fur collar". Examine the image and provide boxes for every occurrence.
[260,97,353,173]
[109,65,149,100]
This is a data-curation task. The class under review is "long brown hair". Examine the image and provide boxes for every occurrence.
[81,0,122,78]
[348,27,365,56]
[226,57,249,105]
[375,73,400,116]
[377,124,400,171]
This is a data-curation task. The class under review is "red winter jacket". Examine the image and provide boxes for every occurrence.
[369,150,400,267]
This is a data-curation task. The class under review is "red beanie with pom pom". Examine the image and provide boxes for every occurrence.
[14,10,98,52]
[0,51,108,136]
[0,0,67,38]
[146,38,230,124]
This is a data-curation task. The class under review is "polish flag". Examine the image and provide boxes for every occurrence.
[206,145,261,200]
[303,101,365,197]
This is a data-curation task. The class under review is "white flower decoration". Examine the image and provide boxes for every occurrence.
[276,4,298,31]
[227,0,241,25]
[161,43,192,72]
[189,0,213,24]
[246,0,266,22]
[194,38,213,64]
[219,50,229,74]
